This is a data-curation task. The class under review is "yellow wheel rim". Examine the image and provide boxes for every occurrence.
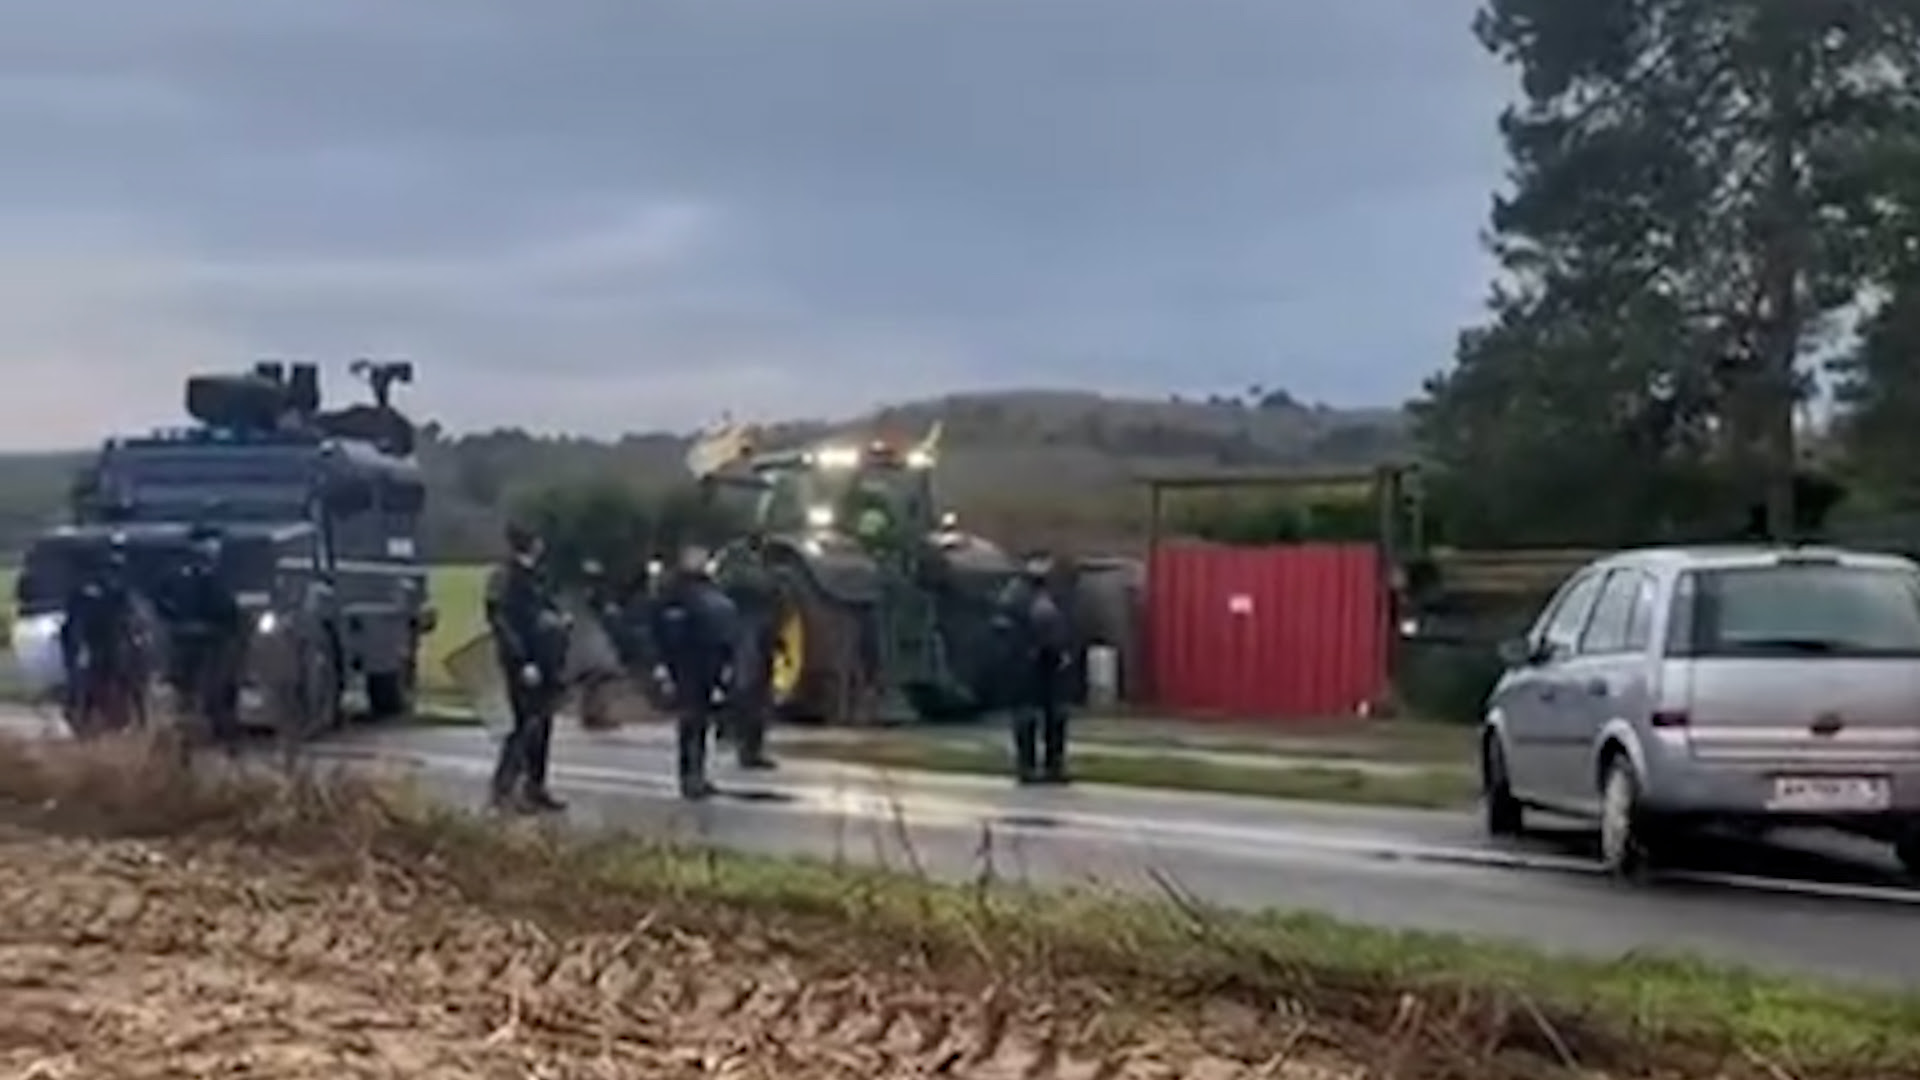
[770,607,805,701]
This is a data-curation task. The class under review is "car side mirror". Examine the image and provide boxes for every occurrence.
[1498,637,1544,667]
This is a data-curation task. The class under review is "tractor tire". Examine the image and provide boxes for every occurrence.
[768,563,864,724]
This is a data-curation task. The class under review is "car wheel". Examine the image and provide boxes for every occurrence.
[1482,734,1524,838]
[1599,755,1662,879]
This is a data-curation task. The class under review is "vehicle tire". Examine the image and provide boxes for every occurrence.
[768,563,862,724]
[1598,754,1664,879]
[1481,732,1525,838]
[366,664,414,720]
[275,631,343,751]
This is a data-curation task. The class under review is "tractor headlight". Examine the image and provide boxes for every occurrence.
[805,505,835,528]
[906,449,934,469]
[813,446,860,469]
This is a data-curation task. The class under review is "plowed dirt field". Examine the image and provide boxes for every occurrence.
[0,827,1358,1079]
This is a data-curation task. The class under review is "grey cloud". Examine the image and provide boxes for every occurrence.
[0,0,1507,448]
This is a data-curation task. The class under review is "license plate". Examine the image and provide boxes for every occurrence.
[1768,776,1891,811]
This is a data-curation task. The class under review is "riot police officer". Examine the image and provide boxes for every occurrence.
[485,522,570,813]
[721,536,779,771]
[59,536,141,737]
[650,544,739,799]
[163,525,245,753]
[992,551,1074,785]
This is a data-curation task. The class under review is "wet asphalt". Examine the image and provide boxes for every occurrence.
[2,705,1917,987]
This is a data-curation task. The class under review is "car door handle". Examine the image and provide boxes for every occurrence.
[1584,678,1610,697]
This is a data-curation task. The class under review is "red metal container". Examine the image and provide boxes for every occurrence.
[1145,542,1387,721]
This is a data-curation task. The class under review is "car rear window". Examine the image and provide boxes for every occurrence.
[1674,562,1920,657]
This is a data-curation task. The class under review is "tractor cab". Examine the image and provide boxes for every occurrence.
[747,438,937,552]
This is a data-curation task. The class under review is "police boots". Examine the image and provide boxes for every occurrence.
[677,714,718,800]
[1011,709,1042,784]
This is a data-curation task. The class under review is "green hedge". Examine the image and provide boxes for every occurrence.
[1394,639,1505,727]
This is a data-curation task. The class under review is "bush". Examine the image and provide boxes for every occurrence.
[1173,495,1379,545]
[1394,639,1504,727]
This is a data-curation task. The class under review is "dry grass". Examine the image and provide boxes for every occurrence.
[0,729,1912,1078]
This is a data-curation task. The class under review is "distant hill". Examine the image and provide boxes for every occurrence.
[0,388,1410,559]
[762,388,1405,503]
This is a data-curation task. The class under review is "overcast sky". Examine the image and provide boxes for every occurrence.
[0,0,1509,449]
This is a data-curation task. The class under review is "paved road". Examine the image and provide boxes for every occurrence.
[309,721,1920,988]
[4,707,1919,987]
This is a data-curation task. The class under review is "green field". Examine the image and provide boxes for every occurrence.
[419,565,487,694]
[1,564,492,698]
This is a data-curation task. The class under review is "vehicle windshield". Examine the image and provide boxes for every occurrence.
[1680,563,1920,657]
[778,463,926,535]
[99,482,307,522]
[81,447,312,524]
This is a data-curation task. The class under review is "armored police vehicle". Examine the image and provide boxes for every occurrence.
[10,360,432,735]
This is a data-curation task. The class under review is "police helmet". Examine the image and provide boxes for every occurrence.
[504,521,543,558]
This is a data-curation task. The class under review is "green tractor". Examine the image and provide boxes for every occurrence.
[689,422,1022,724]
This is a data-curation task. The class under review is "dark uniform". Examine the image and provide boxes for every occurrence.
[582,560,619,633]
[162,527,245,752]
[59,540,142,737]
[485,524,570,813]
[650,552,739,799]
[993,556,1074,785]
[721,545,779,770]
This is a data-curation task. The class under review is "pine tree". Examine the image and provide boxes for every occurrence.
[1419,0,1920,543]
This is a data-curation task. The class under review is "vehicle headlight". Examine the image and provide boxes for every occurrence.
[256,611,280,634]
[9,613,66,695]
[805,505,835,528]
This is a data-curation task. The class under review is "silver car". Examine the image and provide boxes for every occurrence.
[1482,545,1920,878]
